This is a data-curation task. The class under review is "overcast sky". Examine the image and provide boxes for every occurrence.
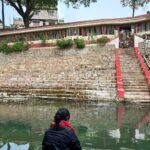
[1,0,150,26]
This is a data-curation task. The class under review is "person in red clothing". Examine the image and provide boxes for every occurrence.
[42,108,82,150]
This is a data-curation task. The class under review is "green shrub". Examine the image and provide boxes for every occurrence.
[40,35,49,44]
[57,39,73,49]
[0,41,29,54]
[12,41,24,52]
[0,41,12,53]
[97,36,110,45]
[12,41,29,52]
[74,38,85,49]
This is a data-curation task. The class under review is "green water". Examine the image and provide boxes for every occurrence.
[0,101,149,150]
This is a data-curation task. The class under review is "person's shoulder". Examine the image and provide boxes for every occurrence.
[45,126,70,132]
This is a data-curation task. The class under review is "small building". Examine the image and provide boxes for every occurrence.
[30,9,58,27]
[0,20,3,29]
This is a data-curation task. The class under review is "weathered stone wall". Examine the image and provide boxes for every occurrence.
[0,44,116,102]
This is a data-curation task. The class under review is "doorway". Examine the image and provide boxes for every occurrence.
[119,26,134,48]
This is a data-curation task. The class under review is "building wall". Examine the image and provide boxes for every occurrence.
[32,10,58,20]
[1,15,150,43]
[30,20,57,27]
[0,25,116,43]
[30,9,58,27]
[30,21,44,27]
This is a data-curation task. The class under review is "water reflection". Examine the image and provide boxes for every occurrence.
[109,104,125,140]
[0,102,149,150]
[0,143,29,150]
[135,111,150,140]
[108,103,150,147]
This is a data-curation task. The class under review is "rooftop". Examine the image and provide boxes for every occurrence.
[1,13,150,36]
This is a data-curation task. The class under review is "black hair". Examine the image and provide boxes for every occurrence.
[54,108,70,125]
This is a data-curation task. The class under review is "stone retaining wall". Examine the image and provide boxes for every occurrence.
[0,44,116,102]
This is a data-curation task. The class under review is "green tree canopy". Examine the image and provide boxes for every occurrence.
[5,0,97,28]
[120,0,150,17]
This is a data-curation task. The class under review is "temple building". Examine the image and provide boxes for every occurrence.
[1,13,150,47]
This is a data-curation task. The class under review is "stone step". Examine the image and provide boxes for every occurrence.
[123,84,149,88]
[125,94,150,101]
[123,79,147,84]
[124,91,150,96]
[119,48,150,102]
[120,58,137,60]
[124,88,150,92]
[122,72,144,75]
[0,90,116,101]
[121,67,140,69]
[123,82,148,86]
[0,87,116,93]
[122,77,146,80]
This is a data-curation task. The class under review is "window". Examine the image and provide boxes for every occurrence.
[67,28,79,36]
[48,10,54,16]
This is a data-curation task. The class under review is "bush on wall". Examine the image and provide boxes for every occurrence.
[12,41,24,52]
[74,38,85,49]
[97,36,110,46]
[0,41,29,54]
[57,39,73,49]
[0,41,12,53]
[40,35,49,44]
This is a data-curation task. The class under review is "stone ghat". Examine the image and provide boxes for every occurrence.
[0,45,116,102]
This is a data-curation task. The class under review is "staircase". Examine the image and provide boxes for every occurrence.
[0,46,117,102]
[120,48,150,102]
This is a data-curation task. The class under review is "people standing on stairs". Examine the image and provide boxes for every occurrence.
[42,108,82,150]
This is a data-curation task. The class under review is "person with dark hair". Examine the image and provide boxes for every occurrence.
[42,108,82,150]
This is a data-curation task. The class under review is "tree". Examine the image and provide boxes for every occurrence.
[5,0,97,28]
[1,0,5,28]
[120,0,150,17]
[5,0,57,28]
[63,0,97,8]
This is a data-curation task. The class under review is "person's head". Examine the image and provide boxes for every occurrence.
[54,108,70,125]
